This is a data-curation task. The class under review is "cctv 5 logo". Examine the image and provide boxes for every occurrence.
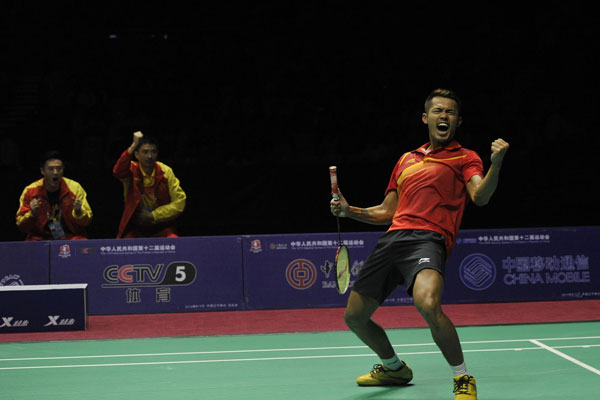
[102,261,196,287]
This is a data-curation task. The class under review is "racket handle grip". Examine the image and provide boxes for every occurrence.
[329,166,339,197]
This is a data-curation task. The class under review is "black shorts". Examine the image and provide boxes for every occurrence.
[353,229,446,304]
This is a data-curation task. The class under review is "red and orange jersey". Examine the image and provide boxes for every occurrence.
[385,140,483,256]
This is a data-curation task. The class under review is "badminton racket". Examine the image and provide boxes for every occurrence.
[329,166,350,294]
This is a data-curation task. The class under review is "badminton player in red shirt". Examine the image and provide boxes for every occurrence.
[330,89,509,400]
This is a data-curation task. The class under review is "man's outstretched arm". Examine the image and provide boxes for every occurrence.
[330,190,398,225]
[467,138,510,206]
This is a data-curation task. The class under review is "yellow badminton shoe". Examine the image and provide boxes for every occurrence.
[453,374,477,400]
[356,363,413,386]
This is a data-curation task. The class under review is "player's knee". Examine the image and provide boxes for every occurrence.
[414,294,441,320]
[344,308,368,329]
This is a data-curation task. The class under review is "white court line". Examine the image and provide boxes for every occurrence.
[0,336,600,362]
[0,348,526,370]
[3,343,600,363]
[1,336,599,363]
[529,339,600,376]
[459,336,600,344]
[1,344,600,371]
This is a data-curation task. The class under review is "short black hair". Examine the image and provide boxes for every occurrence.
[40,150,64,168]
[135,136,159,152]
[424,88,462,115]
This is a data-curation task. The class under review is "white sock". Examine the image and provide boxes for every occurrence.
[451,362,468,377]
[381,354,404,370]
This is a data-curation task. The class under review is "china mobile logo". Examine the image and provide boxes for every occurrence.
[459,253,496,290]
[102,261,196,288]
[286,259,317,290]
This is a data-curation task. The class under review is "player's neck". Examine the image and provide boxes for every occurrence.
[426,140,450,153]
[141,165,155,176]
[44,179,60,193]
[425,144,440,153]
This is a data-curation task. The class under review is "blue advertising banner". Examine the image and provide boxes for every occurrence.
[242,232,413,310]
[243,226,600,310]
[0,284,87,333]
[0,241,49,287]
[444,226,600,303]
[2,226,598,317]
[49,236,244,315]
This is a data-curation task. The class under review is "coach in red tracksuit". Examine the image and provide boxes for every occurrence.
[113,131,186,238]
[16,151,92,241]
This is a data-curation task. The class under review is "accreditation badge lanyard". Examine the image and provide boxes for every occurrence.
[47,203,65,239]
[141,179,158,212]
[140,168,158,212]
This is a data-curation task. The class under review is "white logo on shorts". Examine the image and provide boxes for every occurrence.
[418,258,431,265]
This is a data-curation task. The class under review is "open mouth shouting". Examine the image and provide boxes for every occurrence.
[437,122,450,133]
[435,121,453,140]
[429,119,457,146]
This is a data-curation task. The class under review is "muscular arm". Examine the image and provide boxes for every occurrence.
[331,190,398,225]
[466,138,509,206]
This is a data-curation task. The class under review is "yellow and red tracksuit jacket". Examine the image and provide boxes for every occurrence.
[113,150,186,238]
[16,178,93,241]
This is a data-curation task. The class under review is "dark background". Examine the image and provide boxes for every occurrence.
[1,3,598,241]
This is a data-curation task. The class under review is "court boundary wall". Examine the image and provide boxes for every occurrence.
[1,226,599,316]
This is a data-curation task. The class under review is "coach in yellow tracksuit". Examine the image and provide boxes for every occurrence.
[16,151,92,241]
[113,131,186,238]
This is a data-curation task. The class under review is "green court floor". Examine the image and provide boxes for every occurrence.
[1,322,599,399]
